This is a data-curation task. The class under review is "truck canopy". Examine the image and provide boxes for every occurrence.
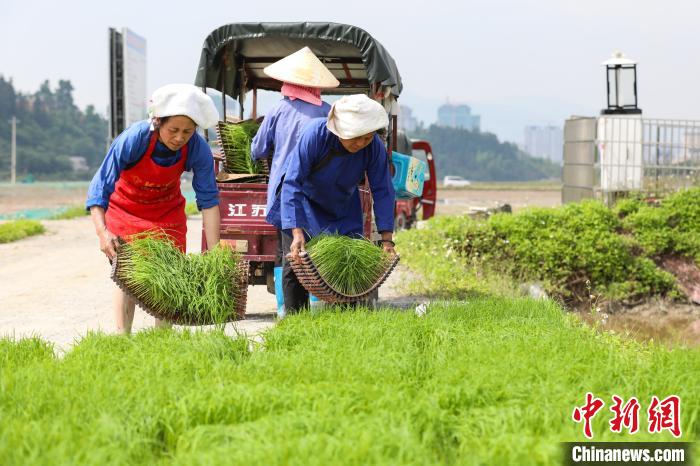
[194,22,403,101]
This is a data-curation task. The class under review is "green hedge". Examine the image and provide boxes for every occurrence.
[397,189,700,302]
[618,188,700,262]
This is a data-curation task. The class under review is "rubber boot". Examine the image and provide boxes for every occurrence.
[274,266,286,318]
[309,294,324,310]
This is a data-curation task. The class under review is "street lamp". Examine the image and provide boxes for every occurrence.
[601,51,641,115]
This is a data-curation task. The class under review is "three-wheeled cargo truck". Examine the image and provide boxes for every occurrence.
[394,133,437,230]
[193,22,435,294]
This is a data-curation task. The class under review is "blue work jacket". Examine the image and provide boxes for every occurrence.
[267,118,395,237]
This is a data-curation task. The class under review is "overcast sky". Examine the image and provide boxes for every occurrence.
[2,0,700,143]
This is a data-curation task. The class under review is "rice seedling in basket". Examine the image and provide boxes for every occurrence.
[115,235,243,324]
[305,234,392,296]
[216,120,263,174]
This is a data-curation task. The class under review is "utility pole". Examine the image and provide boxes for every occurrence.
[10,116,18,185]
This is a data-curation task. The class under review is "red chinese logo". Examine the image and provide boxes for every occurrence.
[609,395,640,434]
[572,392,605,439]
[648,395,681,438]
[572,394,681,438]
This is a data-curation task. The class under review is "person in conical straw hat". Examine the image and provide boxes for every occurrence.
[250,46,339,317]
[86,83,222,334]
[265,93,396,314]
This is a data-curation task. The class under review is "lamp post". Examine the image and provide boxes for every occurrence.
[601,51,641,115]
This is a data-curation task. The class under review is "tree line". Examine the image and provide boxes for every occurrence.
[0,76,560,182]
[410,124,561,182]
[0,77,108,180]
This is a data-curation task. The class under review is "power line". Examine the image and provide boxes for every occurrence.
[9,116,18,184]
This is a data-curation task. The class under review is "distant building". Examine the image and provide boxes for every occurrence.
[400,105,419,132]
[437,103,480,131]
[68,156,89,173]
[524,125,563,164]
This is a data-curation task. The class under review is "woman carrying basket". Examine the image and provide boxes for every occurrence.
[268,94,396,313]
[86,84,221,334]
[250,47,338,316]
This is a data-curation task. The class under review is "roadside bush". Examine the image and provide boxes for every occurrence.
[396,215,517,299]
[622,187,700,261]
[397,200,678,302]
[477,201,674,300]
[612,196,644,218]
[0,219,45,243]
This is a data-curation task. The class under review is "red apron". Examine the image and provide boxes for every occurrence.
[106,131,188,251]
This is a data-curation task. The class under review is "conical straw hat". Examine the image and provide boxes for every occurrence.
[264,47,340,89]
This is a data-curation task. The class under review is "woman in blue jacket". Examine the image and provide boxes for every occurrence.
[250,46,338,315]
[268,94,396,313]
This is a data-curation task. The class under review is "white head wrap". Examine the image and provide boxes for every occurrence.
[326,94,389,139]
[148,84,219,128]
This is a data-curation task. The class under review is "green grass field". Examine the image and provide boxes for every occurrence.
[50,205,89,220]
[439,180,562,191]
[0,300,697,465]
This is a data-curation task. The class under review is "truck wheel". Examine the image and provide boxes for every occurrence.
[266,269,275,294]
[394,213,407,231]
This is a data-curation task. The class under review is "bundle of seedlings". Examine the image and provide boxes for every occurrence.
[216,120,264,174]
[305,234,394,296]
[113,235,246,324]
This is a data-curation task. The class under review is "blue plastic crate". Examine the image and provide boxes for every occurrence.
[391,151,426,199]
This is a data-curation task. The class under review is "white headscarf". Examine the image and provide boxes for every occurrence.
[326,94,389,139]
[148,84,219,128]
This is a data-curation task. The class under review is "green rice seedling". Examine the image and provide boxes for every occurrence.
[0,300,698,465]
[217,121,263,174]
[0,219,45,243]
[116,235,241,323]
[306,234,391,295]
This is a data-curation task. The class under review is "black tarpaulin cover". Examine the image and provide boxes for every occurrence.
[194,22,402,99]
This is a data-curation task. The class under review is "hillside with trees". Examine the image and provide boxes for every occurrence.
[411,124,560,182]
[0,76,560,183]
[0,77,108,180]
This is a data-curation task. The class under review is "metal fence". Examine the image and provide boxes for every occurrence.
[562,116,700,204]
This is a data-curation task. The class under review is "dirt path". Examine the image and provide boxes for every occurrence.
[437,188,561,216]
[0,216,280,350]
[0,216,423,351]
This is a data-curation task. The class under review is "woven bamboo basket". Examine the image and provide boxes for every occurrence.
[110,246,249,325]
[215,120,269,176]
[289,252,400,304]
